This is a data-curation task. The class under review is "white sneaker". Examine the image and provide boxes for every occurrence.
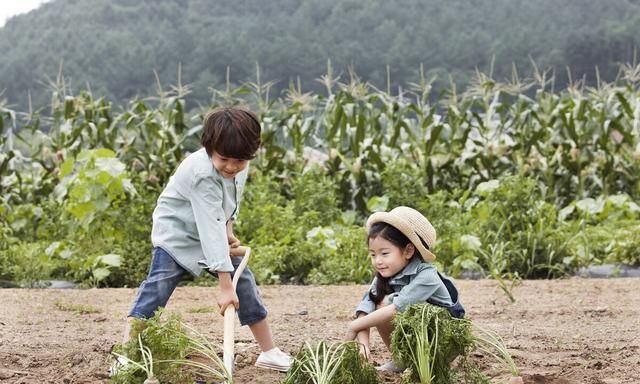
[108,356,129,377]
[255,347,293,372]
[375,360,404,373]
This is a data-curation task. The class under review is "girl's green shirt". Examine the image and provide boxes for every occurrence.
[151,148,247,276]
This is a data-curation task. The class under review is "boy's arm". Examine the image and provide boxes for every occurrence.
[190,177,234,272]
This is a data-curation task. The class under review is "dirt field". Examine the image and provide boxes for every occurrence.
[0,278,638,384]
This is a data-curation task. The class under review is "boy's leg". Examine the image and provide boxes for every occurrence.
[230,256,269,331]
[248,318,275,351]
[125,247,186,337]
[222,256,292,371]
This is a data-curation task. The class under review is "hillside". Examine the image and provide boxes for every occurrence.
[1,0,639,110]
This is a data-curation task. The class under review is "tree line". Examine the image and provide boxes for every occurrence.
[1,0,639,111]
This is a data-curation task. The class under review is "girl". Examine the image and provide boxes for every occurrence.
[346,206,464,371]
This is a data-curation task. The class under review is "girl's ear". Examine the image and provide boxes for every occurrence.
[403,243,416,259]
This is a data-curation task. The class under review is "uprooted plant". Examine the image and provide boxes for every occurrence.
[391,305,486,384]
[112,334,159,384]
[110,310,230,384]
[282,340,379,384]
[472,323,523,384]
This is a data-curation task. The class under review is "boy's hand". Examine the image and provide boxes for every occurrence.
[226,221,241,248]
[228,233,241,248]
[217,289,239,315]
[217,272,239,315]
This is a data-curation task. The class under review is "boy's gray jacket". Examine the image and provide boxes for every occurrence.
[151,148,247,276]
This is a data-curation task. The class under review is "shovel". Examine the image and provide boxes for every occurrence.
[223,246,251,380]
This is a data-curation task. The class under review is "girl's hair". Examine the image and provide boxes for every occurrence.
[367,222,419,304]
[201,107,261,160]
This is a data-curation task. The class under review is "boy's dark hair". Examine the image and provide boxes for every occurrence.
[201,107,261,160]
[368,222,419,305]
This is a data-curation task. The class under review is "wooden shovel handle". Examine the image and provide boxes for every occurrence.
[223,247,251,377]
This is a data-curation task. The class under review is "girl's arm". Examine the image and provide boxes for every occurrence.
[348,304,398,336]
[354,313,371,359]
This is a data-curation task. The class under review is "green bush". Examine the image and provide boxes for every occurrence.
[307,225,372,284]
[0,241,54,287]
[290,166,341,223]
[468,176,570,278]
[381,158,429,209]
[237,167,346,283]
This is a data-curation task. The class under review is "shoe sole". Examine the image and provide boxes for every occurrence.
[254,361,290,372]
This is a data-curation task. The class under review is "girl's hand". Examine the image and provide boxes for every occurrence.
[358,344,371,361]
[345,322,357,340]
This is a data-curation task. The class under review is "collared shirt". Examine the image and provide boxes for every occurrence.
[151,148,247,276]
[355,258,453,314]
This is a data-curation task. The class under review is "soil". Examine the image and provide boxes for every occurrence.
[0,278,638,384]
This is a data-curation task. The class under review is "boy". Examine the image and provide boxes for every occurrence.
[114,107,291,373]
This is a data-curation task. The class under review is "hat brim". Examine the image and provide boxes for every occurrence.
[367,212,436,262]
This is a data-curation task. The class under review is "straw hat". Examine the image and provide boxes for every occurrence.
[366,206,437,262]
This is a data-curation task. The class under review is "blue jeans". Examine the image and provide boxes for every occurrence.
[128,247,268,326]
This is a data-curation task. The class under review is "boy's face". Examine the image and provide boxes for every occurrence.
[211,152,250,179]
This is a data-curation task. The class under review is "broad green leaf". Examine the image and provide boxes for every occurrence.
[92,267,111,281]
[98,254,122,267]
[60,158,75,177]
[476,179,499,194]
[45,242,61,257]
[460,235,482,250]
[367,195,389,212]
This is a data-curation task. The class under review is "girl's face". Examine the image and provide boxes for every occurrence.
[368,235,415,278]
[211,152,250,179]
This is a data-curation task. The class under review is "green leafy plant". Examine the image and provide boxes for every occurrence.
[1,241,53,287]
[111,311,230,384]
[112,334,159,384]
[392,305,477,384]
[111,312,192,384]
[307,225,372,284]
[472,323,520,378]
[5,63,640,286]
[283,341,379,384]
[399,305,439,383]
[53,300,101,314]
[55,148,136,229]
